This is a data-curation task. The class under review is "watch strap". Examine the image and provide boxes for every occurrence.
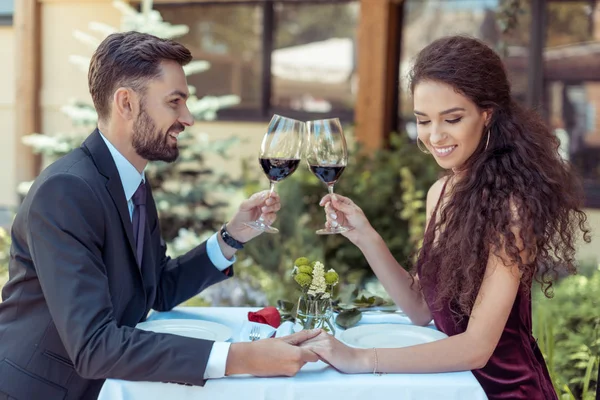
[220,224,244,250]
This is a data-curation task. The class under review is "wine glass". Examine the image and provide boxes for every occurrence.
[244,114,305,234]
[306,118,352,235]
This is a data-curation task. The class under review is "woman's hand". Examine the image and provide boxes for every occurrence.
[319,194,374,245]
[300,331,372,374]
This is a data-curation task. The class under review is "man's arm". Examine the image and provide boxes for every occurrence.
[151,236,232,312]
[29,175,319,382]
[152,190,281,311]
[28,173,213,384]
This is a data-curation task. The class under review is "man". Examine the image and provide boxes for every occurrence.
[0,32,318,400]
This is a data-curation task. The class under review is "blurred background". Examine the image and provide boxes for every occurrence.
[0,0,598,397]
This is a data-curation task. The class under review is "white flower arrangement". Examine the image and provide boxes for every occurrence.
[291,257,339,301]
[292,257,339,333]
[307,261,327,298]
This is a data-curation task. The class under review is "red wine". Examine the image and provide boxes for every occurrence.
[309,164,346,184]
[259,158,300,182]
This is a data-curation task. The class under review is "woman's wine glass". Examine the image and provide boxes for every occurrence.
[244,114,305,234]
[306,118,352,235]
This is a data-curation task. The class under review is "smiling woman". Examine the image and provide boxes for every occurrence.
[305,35,592,400]
[413,88,490,169]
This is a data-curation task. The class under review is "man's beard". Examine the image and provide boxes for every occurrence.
[132,107,183,163]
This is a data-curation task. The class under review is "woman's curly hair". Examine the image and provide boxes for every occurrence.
[410,36,591,321]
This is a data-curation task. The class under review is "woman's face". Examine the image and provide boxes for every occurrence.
[413,80,490,170]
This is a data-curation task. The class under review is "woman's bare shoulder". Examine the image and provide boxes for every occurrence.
[426,176,449,211]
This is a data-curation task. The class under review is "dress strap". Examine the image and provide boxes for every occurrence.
[432,176,450,220]
[418,176,452,273]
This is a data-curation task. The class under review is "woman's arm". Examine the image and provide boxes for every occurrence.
[368,248,521,373]
[353,232,432,326]
[322,178,447,326]
[303,223,523,374]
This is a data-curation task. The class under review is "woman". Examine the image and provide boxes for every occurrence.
[304,36,590,399]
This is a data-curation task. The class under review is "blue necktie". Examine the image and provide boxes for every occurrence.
[131,181,147,266]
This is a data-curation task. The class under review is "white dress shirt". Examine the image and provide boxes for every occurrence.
[99,132,231,379]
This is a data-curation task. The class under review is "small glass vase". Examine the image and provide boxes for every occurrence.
[295,295,336,334]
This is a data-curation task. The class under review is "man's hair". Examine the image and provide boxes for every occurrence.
[88,31,192,121]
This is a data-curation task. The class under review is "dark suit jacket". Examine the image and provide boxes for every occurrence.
[0,130,233,400]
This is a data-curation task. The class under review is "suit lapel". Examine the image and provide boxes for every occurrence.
[81,129,139,269]
[107,179,138,260]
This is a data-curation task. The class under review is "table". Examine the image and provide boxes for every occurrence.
[98,307,488,400]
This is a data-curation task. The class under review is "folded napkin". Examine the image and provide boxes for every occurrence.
[275,321,295,337]
[238,320,295,342]
[248,306,281,328]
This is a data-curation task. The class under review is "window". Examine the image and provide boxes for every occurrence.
[155,3,264,117]
[154,0,359,122]
[0,0,13,26]
[543,1,600,206]
[271,2,358,120]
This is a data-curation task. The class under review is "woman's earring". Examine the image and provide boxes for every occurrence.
[417,138,430,154]
[484,129,490,151]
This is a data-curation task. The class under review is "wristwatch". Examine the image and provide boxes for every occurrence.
[220,224,244,250]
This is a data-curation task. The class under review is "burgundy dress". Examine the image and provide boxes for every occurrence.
[416,181,558,400]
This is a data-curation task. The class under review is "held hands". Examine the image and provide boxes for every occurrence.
[226,329,321,377]
[319,194,373,244]
[227,190,282,243]
[300,330,372,374]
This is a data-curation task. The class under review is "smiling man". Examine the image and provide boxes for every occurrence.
[0,32,318,400]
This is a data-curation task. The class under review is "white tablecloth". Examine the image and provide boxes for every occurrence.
[99,307,487,400]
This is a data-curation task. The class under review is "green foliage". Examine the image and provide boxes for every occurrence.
[0,228,10,276]
[546,2,595,47]
[335,308,362,329]
[496,0,596,52]
[494,0,524,57]
[533,266,600,399]
[145,132,244,241]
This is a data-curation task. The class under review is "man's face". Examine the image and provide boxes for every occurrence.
[131,60,194,163]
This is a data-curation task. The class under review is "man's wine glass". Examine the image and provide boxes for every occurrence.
[244,114,305,234]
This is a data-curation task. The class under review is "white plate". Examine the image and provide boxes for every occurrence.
[136,319,232,342]
[339,324,447,348]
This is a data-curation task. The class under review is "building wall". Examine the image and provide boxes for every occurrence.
[0,26,16,209]
[40,0,121,137]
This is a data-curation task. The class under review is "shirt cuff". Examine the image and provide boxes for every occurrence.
[207,233,236,271]
[203,341,231,379]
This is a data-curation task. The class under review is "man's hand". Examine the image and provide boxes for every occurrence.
[227,190,282,244]
[225,329,321,377]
